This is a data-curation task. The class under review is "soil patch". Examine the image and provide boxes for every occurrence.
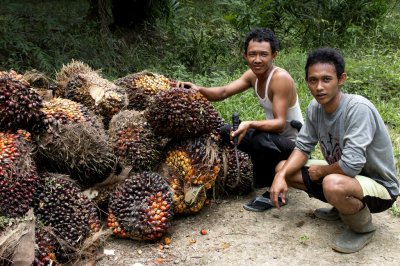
[97,188,400,266]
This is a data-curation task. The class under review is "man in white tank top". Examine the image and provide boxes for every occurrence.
[177,28,304,212]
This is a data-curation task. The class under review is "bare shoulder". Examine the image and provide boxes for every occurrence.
[271,67,295,90]
[241,69,257,87]
[273,67,295,82]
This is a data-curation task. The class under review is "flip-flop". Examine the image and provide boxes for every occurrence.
[243,195,286,212]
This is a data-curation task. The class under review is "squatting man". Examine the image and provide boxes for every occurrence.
[269,47,399,253]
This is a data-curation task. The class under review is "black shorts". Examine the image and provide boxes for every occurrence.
[301,165,397,213]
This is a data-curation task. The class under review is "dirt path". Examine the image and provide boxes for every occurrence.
[97,188,400,266]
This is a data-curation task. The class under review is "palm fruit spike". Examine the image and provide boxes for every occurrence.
[54,59,93,96]
[0,210,36,266]
[33,173,100,262]
[39,98,94,133]
[216,146,254,196]
[34,118,116,188]
[0,131,39,218]
[114,71,172,110]
[0,74,44,132]
[108,110,165,172]
[55,60,128,126]
[23,69,55,90]
[23,70,56,101]
[164,136,220,189]
[145,87,223,139]
[107,171,173,240]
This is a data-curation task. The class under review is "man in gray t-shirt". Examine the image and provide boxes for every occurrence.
[269,47,399,254]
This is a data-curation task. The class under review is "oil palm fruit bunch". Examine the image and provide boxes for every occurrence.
[0,72,44,132]
[107,171,173,240]
[39,98,94,133]
[108,110,165,172]
[162,136,220,215]
[34,98,114,187]
[145,87,223,139]
[34,116,116,188]
[33,173,100,262]
[216,146,254,196]
[0,130,38,218]
[114,71,172,111]
[165,137,220,189]
[55,60,128,126]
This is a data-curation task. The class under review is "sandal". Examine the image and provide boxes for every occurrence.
[243,194,286,212]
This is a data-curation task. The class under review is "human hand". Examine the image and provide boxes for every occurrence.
[308,165,324,182]
[269,171,288,209]
[231,121,249,145]
[173,81,197,90]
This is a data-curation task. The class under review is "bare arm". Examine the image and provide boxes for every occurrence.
[270,149,308,208]
[176,69,254,101]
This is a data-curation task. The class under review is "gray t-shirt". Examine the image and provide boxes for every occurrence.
[296,93,399,198]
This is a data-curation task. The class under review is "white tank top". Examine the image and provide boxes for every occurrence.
[255,67,304,141]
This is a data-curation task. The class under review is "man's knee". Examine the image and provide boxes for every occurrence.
[322,174,362,200]
[322,175,343,195]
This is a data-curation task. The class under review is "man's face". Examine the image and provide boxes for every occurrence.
[244,40,276,76]
[306,63,346,113]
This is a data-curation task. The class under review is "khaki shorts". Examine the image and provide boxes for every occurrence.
[302,159,395,213]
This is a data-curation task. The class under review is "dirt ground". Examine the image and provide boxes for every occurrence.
[97,188,400,266]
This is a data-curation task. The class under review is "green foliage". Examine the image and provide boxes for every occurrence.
[345,50,400,128]
[157,0,242,75]
[221,0,399,49]
[0,0,128,77]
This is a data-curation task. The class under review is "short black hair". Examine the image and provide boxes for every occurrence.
[244,28,279,54]
[305,47,345,79]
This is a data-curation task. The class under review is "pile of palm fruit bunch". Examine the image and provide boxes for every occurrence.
[145,87,224,139]
[32,172,101,264]
[215,145,254,196]
[0,59,256,261]
[0,70,44,132]
[33,97,116,188]
[55,60,128,126]
[107,171,173,240]
[0,130,39,218]
[108,110,165,172]
[114,71,172,110]
[161,136,221,215]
